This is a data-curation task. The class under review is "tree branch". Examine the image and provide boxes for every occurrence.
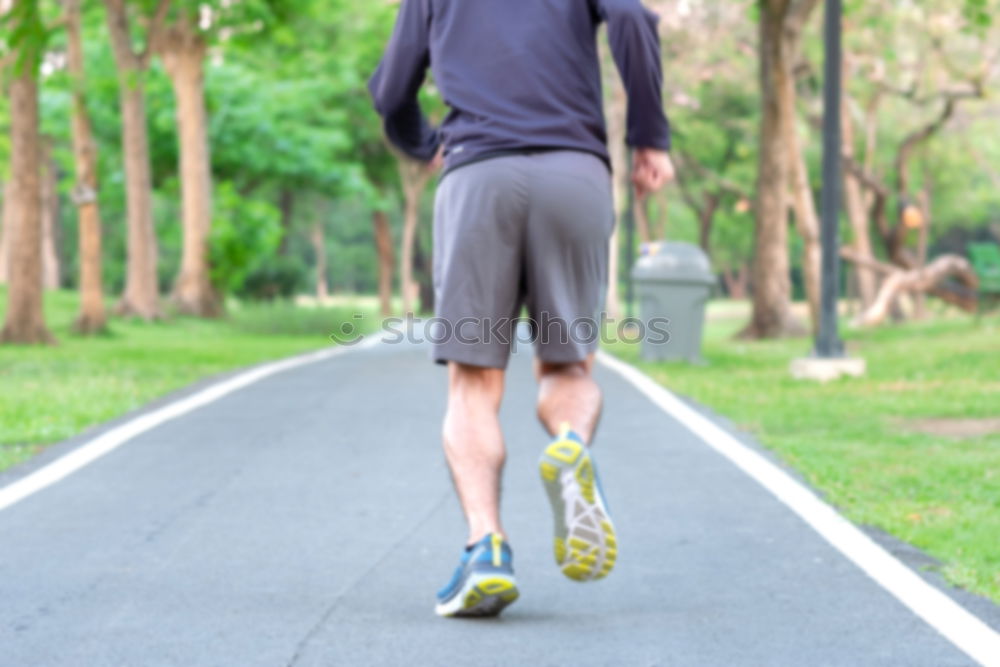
[139,0,172,67]
[895,99,957,194]
[840,246,897,276]
[104,0,141,70]
[843,156,889,198]
[787,0,821,32]
[674,165,705,219]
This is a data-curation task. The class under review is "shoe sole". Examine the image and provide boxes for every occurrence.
[539,438,617,582]
[434,573,520,618]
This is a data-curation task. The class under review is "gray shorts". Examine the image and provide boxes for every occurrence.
[432,150,614,369]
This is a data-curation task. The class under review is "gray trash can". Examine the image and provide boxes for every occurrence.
[631,241,715,363]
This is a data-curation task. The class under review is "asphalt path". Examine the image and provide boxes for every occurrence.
[1,338,997,666]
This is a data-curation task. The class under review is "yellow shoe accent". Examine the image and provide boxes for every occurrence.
[562,563,592,581]
[464,590,483,607]
[554,537,567,564]
[575,458,595,504]
[540,462,559,482]
[491,533,502,567]
[545,441,582,464]
[479,578,515,595]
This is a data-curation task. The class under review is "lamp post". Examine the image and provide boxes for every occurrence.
[816,0,844,358]
[791,0,866,380]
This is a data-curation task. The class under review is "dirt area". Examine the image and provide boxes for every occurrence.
[905,418,1000,439]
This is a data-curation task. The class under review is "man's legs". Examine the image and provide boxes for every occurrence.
[443,362,507,545]
[535,355,617,583]
[535,356,602,444]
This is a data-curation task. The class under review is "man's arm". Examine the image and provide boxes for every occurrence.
[368,0,440,162]
[594,0,671,151]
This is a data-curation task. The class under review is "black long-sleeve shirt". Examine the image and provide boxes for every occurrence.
[369,0,671,173]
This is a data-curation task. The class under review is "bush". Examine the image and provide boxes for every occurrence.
[237,255,308,301]
[210,182,284,296]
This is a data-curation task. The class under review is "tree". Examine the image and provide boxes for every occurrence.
[601,35,626,320]
[39,136,61,290]
[103,0,169,319]
[652,2,757,298]
[0,182,11,285]
[838,0,995,317]
[371,209,394,315]
[841,59,878,311]
[0,0,54,344]
[65,0,107,333]
[157,6,219,316]
[396,154,431,317]
[742,0,820,339]
[157,0,279,315]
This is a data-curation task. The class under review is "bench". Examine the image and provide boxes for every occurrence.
[968,242,1000,317]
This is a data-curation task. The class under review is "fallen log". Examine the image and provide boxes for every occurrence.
[855,254,979,327]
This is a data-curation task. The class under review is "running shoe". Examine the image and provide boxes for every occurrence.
[435,533,520,617]
[539,423,617,581]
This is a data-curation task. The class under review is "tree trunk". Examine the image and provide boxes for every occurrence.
[787,117,821,334]
[743,4,796,338]
[842,93,878,310]
[67,0,107,334]
[604,56,628,320]
[780,14,821,333]
[0,181,12,286]
[635,197,652,245]
[311,222,329,301]
[40,138,62,290]
[105,0,161,319]
[398,158,430,318]
[413,231,434,314]
[857,255,978,327]
[372,210,394,316]
[278,188,294,254]
[160,20,220,317]
[913,188,932,319]
[1,54,54,344]
[722,265,749,300]
[401,188,420,317]
[697,194,720,257]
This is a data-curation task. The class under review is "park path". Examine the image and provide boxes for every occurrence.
[0,337,997,666]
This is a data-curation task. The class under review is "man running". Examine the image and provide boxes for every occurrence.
[370,0,674,618]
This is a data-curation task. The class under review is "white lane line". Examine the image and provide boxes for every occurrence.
[598,351,1000,667]
[0,335,384,514]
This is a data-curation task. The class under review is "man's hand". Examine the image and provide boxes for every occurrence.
[632,148,675,199]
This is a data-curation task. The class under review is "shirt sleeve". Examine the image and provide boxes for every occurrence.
[593,0,672,150]
[368,0,440,162]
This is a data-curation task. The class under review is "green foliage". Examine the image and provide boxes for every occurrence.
[238,255,308,301]
[209,181,283,294]
[962,0,992,31]
[1,0,47,76]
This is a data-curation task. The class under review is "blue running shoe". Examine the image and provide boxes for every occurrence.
[435,533,519,618]
[539,423,618,581]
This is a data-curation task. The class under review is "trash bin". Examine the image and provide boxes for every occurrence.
[631,241,715,363]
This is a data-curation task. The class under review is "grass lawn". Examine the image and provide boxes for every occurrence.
[0,287,372,473]
[611,302,1000,603]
